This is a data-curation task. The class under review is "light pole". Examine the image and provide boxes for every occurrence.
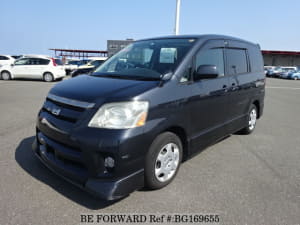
[174,0,181,35]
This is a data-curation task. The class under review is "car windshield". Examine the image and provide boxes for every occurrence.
[93,38,196,80]
[68,60,80,65]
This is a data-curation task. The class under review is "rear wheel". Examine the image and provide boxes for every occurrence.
[145,132,182,189]
[1,71,11,80]
[239,104,257,134]
[43,72,54,82]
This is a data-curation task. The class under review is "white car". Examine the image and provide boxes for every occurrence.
[0,56,66,82]
[64,59,82,74]
[0,55,15,67]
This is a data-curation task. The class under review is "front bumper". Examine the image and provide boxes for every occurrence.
[31,94,163,200]
[32,137,144,200]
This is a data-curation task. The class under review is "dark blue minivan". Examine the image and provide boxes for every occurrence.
[32,35,265,200]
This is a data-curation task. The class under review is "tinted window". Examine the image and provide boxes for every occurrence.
[248,47,263,72]
[68,60,80,65]
[91,60,105,68]
[39,58,50,65]
[15,58,30,65]
[80,60,91,65]
[55,59,63,65]
[0,56,9,60]
[28,58,49,65]
[195,48,225,77]
[95,38,196,79]
[226,49,248,74]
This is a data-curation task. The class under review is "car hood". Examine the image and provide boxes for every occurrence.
[49,75,159,104]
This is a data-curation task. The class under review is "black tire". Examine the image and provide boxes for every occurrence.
[239,104,258,135]
[145,132,183,190]
[43,72,54,82]
[1,71,11,80]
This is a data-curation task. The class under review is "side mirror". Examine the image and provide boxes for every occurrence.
[194,64,219,80]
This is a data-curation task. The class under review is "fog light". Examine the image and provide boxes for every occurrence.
[104,157,115,168]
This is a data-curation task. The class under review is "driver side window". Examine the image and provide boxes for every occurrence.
[195,48,225,77]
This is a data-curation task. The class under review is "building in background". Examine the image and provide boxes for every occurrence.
[262,50,300,67]
[49,48,108,59]
[49,45,300,68]
[107,39,134,57]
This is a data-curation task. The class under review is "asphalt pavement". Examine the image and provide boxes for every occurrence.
[0,78,299,225]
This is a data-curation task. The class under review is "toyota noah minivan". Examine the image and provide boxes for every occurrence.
[32,35,265,200]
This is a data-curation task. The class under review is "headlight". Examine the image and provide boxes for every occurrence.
[88,101,149,129]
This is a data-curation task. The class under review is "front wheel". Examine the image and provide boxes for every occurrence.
[145,132,183,190]
[239,104,257,134]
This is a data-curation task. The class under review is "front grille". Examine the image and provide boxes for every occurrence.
[42,99,83,123]
[42,93,95,123]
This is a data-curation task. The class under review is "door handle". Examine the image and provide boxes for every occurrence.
[222,84,227,89]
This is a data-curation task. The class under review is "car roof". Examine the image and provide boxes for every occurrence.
[137,34,258,46]
[0,55,14,58]
[22,55,51,59]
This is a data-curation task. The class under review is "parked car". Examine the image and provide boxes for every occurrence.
[64,59,82,75]
[264,68,269,75]
[279,69,296,79]
[281,66,297,72]
[0,55,15,67]
[266,67,283,78]
[0,56,66,82]
[287,71,300,80]
[264,66,274,75]
[71,57,107,77]
[80,59,92,65]
[32,35,265,200]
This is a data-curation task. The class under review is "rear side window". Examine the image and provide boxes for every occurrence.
[195,48,225,76]
[39,58,50,65]
[248,48,264,72]
[0,56,9,60]
[226,49,248,74]
[28,58,50,65]
[54,59,63,65]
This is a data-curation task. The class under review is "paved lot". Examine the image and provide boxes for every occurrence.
[0,78,299,225]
